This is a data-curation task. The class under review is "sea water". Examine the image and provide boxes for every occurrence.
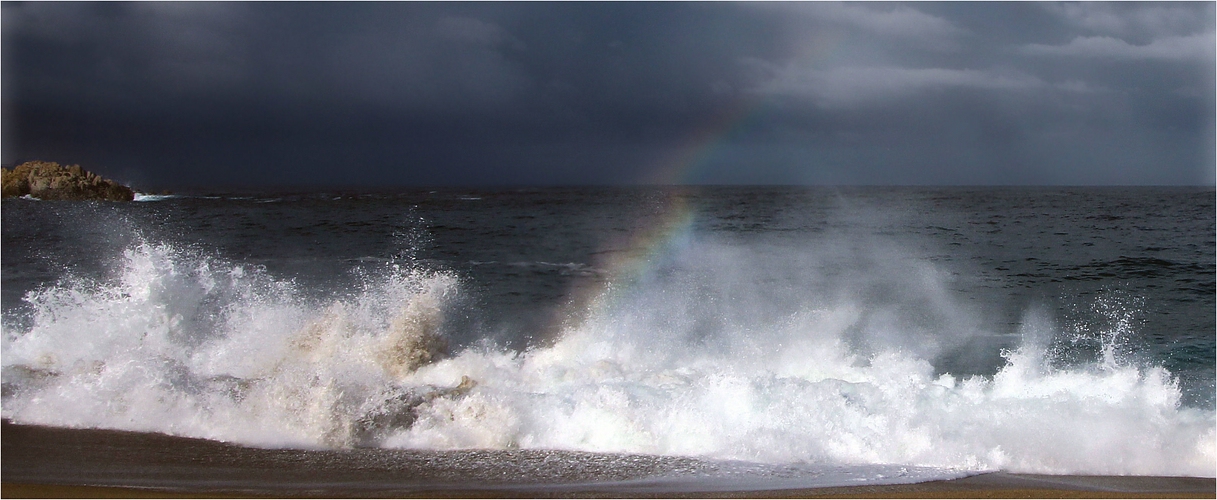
[1,187,1213,487]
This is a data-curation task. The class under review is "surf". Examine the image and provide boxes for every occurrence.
[1,232,1213,477]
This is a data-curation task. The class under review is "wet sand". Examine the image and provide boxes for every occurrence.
[3,421,1213,498]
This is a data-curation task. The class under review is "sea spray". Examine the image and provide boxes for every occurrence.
[391,307,1212,475]
[2,241,462,448]
[1,235,1213,476]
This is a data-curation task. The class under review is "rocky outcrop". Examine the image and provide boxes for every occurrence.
[1,161,134,201]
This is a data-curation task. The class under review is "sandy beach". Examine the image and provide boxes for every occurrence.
[3,420,1212,498]
[4,475,1217,498]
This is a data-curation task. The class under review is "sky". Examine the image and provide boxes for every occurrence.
[2,2,1214,189]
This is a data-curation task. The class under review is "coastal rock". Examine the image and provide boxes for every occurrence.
[1,161,134,201]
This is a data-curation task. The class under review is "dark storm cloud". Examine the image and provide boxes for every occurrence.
[2,2,1213,188]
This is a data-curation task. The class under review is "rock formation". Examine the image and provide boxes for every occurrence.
[1,161,134,201]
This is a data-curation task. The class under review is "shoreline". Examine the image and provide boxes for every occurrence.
[5,473,1214,499]
[3,421,1213,498]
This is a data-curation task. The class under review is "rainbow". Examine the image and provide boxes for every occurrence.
[547,95,771,338]
[551,21,849,336]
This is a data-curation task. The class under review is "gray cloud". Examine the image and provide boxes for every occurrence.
[820,3,966,40]
[748,2,967,49]
[1022,33,1215,61]
[325,15,532,112]
[1043,2,1211,39]
[435,16,526,49]
[4,2,253,99]
[753,66,1053,108]
[2,2,1212,187]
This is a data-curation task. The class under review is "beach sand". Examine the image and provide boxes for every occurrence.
[4,420,1212,498]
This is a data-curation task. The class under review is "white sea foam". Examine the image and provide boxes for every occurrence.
[132,193,179,202]
[1,238,1213,478]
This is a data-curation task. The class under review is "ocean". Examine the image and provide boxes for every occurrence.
[2,186,1214,493]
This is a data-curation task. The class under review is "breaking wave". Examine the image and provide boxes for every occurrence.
[1,238,1213,477]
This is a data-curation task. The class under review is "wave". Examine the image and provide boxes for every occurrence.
[1,238,1213,477]
[132,193,181,202]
